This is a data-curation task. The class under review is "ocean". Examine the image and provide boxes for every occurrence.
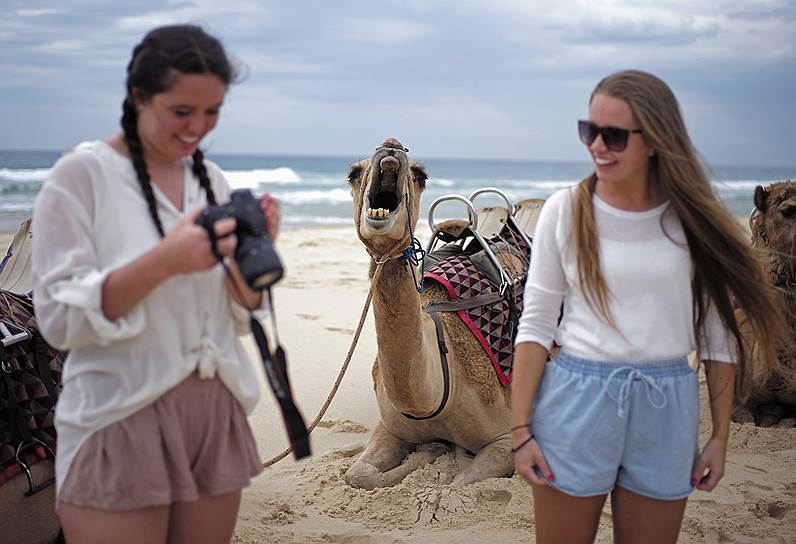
[1,148,793,233]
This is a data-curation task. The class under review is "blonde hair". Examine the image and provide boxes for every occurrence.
[572,69,784,389]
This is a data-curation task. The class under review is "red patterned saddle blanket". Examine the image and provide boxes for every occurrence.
[422,234,529,386]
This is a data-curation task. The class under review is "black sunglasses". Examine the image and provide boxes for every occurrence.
[578,120,642,152]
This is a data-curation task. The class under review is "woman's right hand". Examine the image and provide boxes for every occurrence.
[157,208,238,275]
[513,431,554,486]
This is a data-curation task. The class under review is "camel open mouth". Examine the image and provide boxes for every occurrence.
[364,149,409,229]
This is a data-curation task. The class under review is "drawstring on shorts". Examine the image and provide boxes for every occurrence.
[602,367,667,417]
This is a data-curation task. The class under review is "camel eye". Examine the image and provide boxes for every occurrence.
[779,201,796,217]
[347,164,363,185]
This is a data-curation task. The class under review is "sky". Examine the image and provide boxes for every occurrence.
[1,0,795,167]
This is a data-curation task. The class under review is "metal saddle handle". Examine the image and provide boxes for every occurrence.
[16,438,56,497]
[426,194,513,294]
[0,320,31,348]
[469,187,516,215]
[427,194,478,234]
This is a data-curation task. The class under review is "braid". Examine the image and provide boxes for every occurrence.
[192,149,217,205]
[121,97,165,237]
[121,25,236,234]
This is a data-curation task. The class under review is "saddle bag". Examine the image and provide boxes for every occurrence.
[0,289,64,543]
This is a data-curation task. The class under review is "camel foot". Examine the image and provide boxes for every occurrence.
[731,402,755,424]
[756,403,785,427]
[450,435,513,486]
[344,424,449,489]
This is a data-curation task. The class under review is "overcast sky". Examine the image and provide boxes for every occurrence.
[1,0,794,167]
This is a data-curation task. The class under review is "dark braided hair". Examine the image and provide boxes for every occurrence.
[121,25,235,236]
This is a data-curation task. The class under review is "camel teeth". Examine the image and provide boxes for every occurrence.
[367,208,390,219]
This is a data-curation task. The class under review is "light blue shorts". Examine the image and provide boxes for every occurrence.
[531,351,699,500]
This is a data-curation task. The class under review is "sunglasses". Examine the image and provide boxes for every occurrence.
[578,120,642,152]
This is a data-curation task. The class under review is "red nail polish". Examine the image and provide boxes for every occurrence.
[691,478,697,485]
[547,474,554,482]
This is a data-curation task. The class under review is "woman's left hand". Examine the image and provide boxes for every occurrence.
[260,193,281,242]
[692,435,727,491]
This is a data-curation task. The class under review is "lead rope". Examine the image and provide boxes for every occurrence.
[261,259,387,468]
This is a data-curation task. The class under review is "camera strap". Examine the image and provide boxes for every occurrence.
[213,247,311,461]
[249,290,311,460]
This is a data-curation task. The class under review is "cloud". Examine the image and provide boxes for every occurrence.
[114,0,271,32]
[332,17,434,45]
[15,8,61,17]
[0,0,793,165]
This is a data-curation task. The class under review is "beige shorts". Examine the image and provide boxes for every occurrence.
[59,372,262,511]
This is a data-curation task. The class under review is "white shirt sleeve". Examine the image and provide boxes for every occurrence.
[698,298,737,364]
[514,190,568,350]
[32,152,146,350]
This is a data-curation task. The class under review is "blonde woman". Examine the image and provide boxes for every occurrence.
[511,70,783,543]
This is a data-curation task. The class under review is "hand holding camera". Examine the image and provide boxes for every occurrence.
[196,189,284,290]
[157,208,237,275]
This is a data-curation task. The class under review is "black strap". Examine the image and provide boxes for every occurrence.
[402,310,450,421]
[249,300,310,459]
[422,292,503,313]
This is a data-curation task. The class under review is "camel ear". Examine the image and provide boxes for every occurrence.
[411,164,428,189]
[754,185,768,212]
[346,163,364,186]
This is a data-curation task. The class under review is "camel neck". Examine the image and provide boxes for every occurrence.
[370,259,438,412]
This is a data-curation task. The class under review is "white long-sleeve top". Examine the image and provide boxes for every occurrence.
[32,141,265,495]
[515,187,735,363]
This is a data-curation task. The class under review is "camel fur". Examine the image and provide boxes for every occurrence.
[733,181,796,426]
[343,138,514,489]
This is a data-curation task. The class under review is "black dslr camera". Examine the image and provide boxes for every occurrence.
[197,189,284,290]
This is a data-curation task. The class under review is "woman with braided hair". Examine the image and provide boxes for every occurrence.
[31,25,279,543]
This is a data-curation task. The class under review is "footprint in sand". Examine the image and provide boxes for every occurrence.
[326,535,406,544]
[325,326,355,334]
[316,419,369,433]
[297,313,321,321]
[764,501,793,520]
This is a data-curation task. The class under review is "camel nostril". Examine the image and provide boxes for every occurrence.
[380,156,400,173]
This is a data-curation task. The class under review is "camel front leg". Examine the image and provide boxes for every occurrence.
[344,423,442,490]
[451,434,514,486]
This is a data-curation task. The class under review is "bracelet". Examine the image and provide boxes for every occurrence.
[511,433,535,453]
[510,423,531,432]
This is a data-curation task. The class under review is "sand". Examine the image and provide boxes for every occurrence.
[235,225,796,544]
[2,224,794,543]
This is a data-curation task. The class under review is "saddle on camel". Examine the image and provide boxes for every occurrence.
[0,219,64,544]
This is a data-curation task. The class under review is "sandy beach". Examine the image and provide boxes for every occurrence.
[2,223,794,543]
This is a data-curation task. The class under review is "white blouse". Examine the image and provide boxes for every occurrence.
[515,187,736,363]
[32,141,265,495]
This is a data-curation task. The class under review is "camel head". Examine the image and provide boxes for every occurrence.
[347,138,428,258]
[752,180,796,284]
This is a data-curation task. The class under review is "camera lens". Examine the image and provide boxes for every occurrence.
[236,236,284,290]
